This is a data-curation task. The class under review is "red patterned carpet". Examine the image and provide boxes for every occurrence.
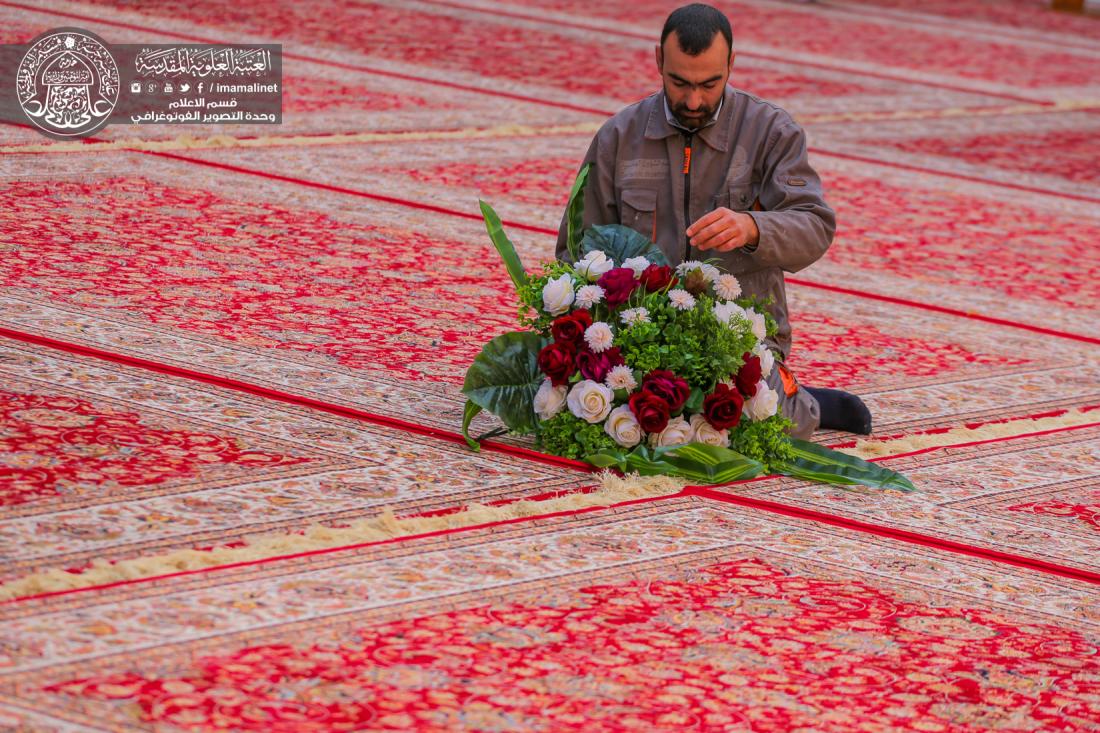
[1,1,1099,731]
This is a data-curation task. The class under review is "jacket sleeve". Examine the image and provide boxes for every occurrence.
[745,121,835,273]
[555,130,620,262]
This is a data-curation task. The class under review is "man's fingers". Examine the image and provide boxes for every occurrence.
[690,218,728,248]
[701,228,741,252]
[686,208,724,236]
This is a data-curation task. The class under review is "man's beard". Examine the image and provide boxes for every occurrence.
[670,100,716,129]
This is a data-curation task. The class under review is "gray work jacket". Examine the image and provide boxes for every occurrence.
[556,86,835,359]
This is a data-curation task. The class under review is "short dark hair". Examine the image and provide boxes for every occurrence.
[660,4,733,58]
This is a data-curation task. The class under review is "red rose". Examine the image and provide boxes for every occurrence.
[597,267,640,307]
[641,369,691,413]
[638,264,677,293]
[537,341,577,386]
[577,346,624,383]
[735,354,762,398]
[703,383,745,430]
[551,309,592,345]
[629,391,671,433]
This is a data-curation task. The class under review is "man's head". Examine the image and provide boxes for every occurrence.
[656,4,734,129]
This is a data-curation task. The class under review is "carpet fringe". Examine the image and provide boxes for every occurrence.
[839,408,1096,459]
[0,472,684,601]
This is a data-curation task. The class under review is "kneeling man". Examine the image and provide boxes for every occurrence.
[556,2,871,438]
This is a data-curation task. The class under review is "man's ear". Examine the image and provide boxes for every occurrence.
[728,52,736,75]
[655,44,663,74]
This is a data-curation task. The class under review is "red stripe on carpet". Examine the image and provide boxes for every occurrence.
[410,0,1056,106]
[811,148,1100,206]
[0,327,593,474]
[687,486,1100,586]
[783,279,1100,346]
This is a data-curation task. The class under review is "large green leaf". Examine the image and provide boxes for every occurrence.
[662,443,765,484]
[585,442,764,485]
[580,224,669,268]
[564,164,590,262]
[774,439,918,492]
[480,200,528,292]
[462,331,548,436]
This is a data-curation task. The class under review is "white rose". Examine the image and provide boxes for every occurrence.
[533,379,568,421]
[649,415,693,448]
[604,404,643,447]
[745,307,768,340]
[542,274,576,316]
[713,301,747,326]
[753,343,775,378]
[567,380,614,424]
[689,413,730,447]
[622,256,650,277]
[575,251,614,282]
[745,381,779,421]
[584,322,614,353]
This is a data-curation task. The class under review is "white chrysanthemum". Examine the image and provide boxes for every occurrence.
[604,404,643,447]
[583,322,614,353]
[541,273,575,316]
[689,413,730,447]
[745,381,779,421]
[713,301,747,326]
[533,379,568,421]
[744,307,768,340]
[714,274,742,300]
[675,260,719,283]
[649,415,693,448]
[567,380,614,424]
[622,256,650,277]
[605,365,637,391]
[574,251,614,282]
[668,289,696,311]
[753,342,775,378]
[575,285,605,309]
[619,307,651,326]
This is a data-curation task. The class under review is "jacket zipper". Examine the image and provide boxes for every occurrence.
[682,132,693,259]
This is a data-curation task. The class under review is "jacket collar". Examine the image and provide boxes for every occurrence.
[644,87,733,152]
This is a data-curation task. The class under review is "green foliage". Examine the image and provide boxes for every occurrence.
[615,292,755,390]
[736,295,780,339]
[729,415,795,471]
[537,411,617,459]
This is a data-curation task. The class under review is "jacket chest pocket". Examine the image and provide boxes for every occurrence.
[620,188,658,242]
[714,183,758,212]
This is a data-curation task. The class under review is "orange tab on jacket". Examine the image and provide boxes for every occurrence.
[682,147,692,175]
[777,362,800,398]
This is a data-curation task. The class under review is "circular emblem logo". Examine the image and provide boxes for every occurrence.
[15,28,119,138]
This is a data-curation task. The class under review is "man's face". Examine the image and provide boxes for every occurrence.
[656,31,732,129]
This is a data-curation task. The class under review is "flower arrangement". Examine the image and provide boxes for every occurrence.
[462,167,914,490]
